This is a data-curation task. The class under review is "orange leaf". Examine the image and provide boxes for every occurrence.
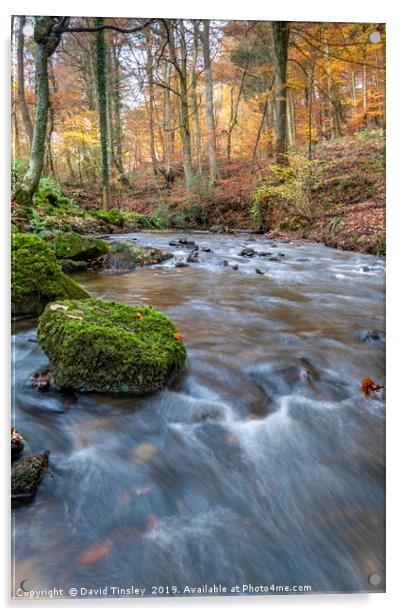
[76,539,113,565]
[173,332,183,341]
[361,377,383,396]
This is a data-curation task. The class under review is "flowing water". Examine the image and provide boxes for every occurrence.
[12,232,385,597]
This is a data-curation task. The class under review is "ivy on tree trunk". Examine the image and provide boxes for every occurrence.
[94,17,111,210]
[14,17,61,205]
[272,21,289,166]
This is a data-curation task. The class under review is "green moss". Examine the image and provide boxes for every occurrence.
[103,240,173,270]
[37,298,187,394]
[59,258,88,273]
[92,208,124,227]
[15,205,36,221]
[122,211,154,229]
[278,217,302,231]
[11,233,89,319]
[48,231,109,263]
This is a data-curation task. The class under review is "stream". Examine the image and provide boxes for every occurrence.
[12,232,385,597]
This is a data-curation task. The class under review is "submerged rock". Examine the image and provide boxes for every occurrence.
[11,427,24,461]
[178,238,196,247]
[37,299,187,394]
[11,451,49,508]
[359,329,384,343]
[239,247,256,257]
[210,225,230,234]
[33,367,51,391]
[186,251,199,263]
[11,233,89,319]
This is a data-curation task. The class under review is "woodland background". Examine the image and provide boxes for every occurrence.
[11,17,386,253]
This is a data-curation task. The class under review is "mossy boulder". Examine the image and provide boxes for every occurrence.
[11,233,89,319]
[11,451,49,508]
[49,231,109,263]
[102,240,173,270]
[37,299,187,394]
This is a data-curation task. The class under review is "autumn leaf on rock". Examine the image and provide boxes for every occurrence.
[361,377,384,396]
[11,427,23,441]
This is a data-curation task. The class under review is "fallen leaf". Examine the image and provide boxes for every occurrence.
[173,332,183,341]
[135,312,144,320]
[361,376,384,396]
[76,539,113,565]
[11,427,23,441]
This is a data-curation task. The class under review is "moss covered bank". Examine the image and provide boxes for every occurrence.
[11,233,89,319]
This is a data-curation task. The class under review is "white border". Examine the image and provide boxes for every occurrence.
[1,1,401,614]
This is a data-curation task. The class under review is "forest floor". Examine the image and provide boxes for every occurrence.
[12,134,386,255]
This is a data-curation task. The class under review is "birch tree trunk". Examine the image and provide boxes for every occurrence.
[162,58,175,180]
[201,20,218,183]
[17,16,33,147]
[146,28,158,177]
[191,20,202,175]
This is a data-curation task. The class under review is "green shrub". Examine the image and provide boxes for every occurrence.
[122,211,154,229]
[149,201,172,229]
[11,159,28,192]
[328,216,345,231]
[370,147,386,171]
[92,208,124,227]
[374,234,386,256]
[34,177,77,214]
[354,128,383,140]
[278,217,302,231]
[251,155,331,224]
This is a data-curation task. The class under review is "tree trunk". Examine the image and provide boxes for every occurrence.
[146,28,158,177]
[272,21,289,165]
[17,17,33,147]
[94,17,111,209]
[166,20,194,191]
[110,42,130,186]
[14,17,61,204]
[162,59,175,179]
[191,20,202,175]
[201,20,218,183]
[252,97,269,162]
[45,58,58,180]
